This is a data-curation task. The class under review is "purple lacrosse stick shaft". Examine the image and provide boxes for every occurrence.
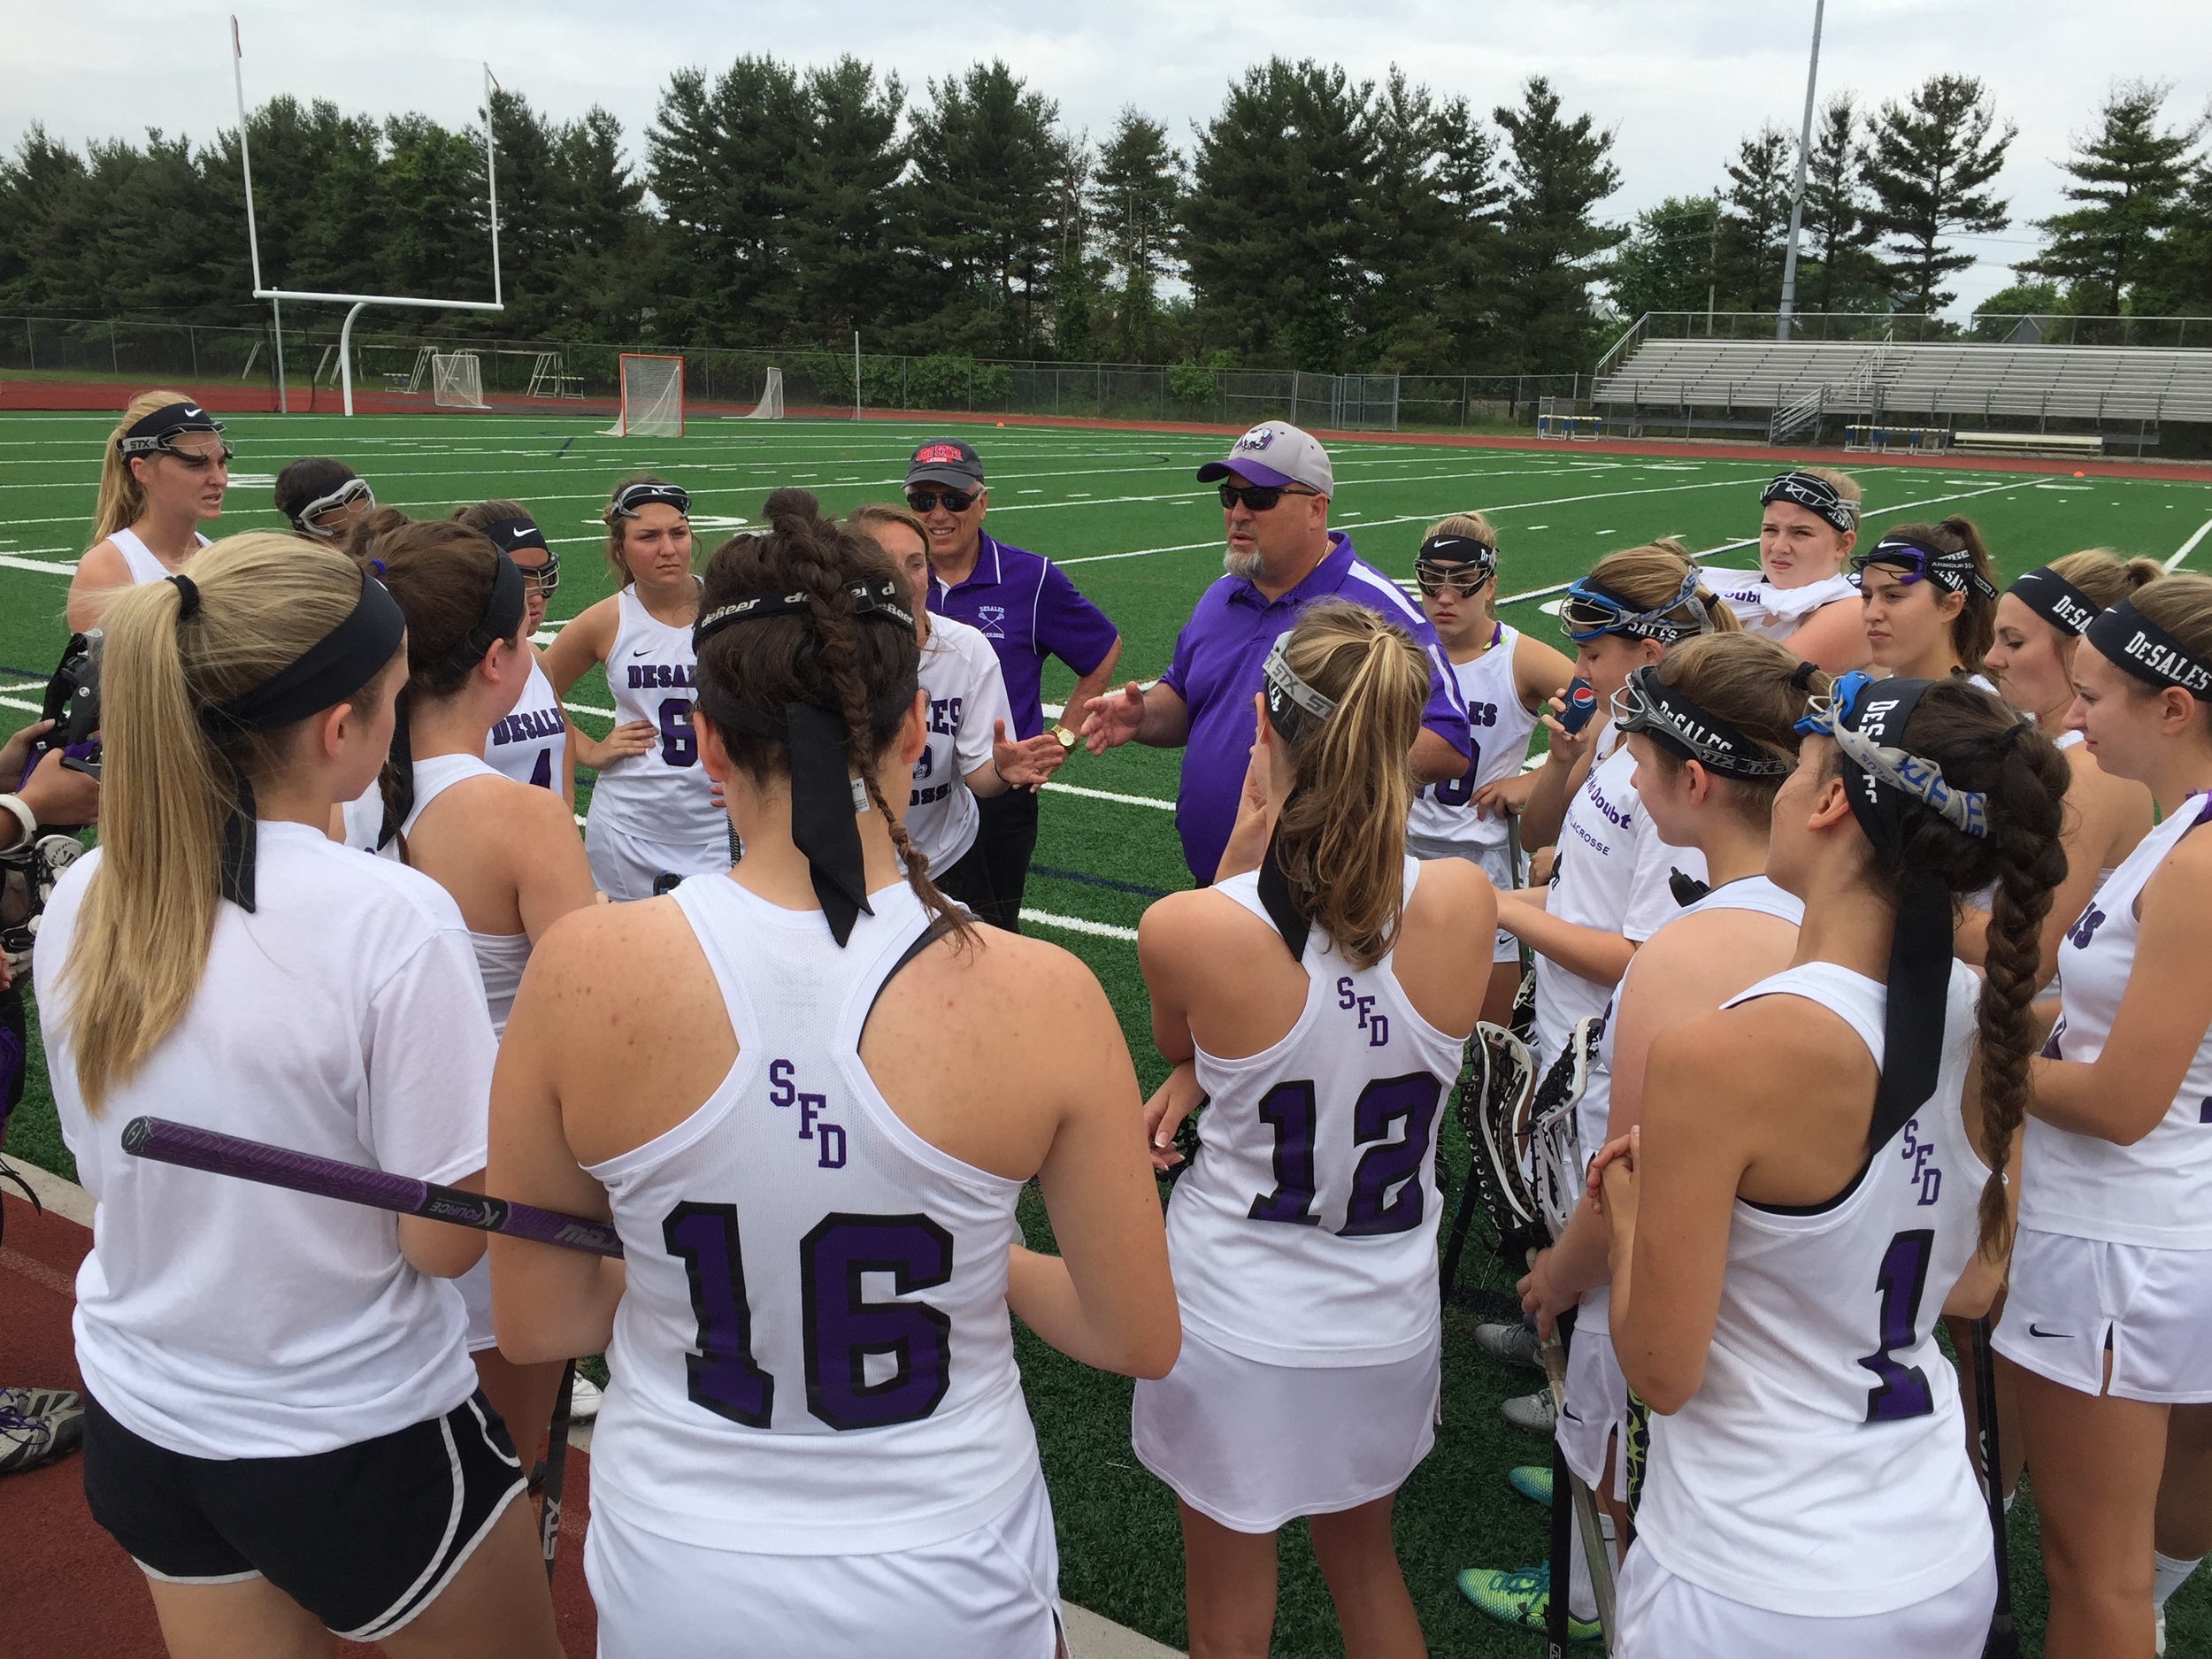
[120,1116,622,1258]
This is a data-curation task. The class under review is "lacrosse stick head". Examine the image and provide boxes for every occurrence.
[1462,1020,1548,1265]
[1525,1017,1601,1241]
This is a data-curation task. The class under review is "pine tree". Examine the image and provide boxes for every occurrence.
[1609,195,1722,320]
[788,58,908,341]
[1718,125,1795,310]
[1801,93,1882,313]
[0,127,87,310]
[1356,70,1468,372]
[2019,81,2203,313]
[1490,76,1624,373]
[1093,109,1183,361]
[1862,73,2016,315]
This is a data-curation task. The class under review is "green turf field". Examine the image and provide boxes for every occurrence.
[4,410,2210,1655]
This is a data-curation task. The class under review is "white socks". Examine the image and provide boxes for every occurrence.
[2153,1549,2202,1612]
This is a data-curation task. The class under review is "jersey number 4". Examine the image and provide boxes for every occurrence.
[1248,1073,1442,1234]
[662,1202,953,1432]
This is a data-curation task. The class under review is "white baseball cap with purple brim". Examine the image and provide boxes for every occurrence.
[1196,420,1334,497]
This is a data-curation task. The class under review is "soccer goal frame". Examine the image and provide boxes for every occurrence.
[232,15,503,415]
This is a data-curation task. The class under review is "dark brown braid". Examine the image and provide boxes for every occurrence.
[695,487,971,942]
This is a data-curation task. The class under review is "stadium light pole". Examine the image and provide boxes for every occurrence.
[1774,0,1825,342]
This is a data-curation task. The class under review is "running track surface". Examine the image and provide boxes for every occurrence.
[0,1189,603,1657]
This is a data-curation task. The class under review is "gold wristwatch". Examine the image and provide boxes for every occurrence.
[1050,724,1078,751]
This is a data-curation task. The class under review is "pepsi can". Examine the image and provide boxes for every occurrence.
[1558,677,1599,735]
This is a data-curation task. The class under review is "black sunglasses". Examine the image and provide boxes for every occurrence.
[1218,481,1317,513]
[906,488,979,514]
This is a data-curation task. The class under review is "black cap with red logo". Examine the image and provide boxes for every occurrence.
[905,437,985,489]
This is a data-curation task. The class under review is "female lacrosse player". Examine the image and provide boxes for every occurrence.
[847,502,1064,918]
[1701,468,1871,672]
[541,476,717,897]
[486,490,1178,1659]
[1596,672,2066,1656]
[1855,518,2002,688]
[451,500,575,807]
[1462,543,1737,1640]
[1996,575,2212,1658]
[68,389,226,629]
[275,458,376,545]
[1404,512,1574,1025]
[35,534,559,1657]
[1134,601,1494,1659]
[356,517,599,1470]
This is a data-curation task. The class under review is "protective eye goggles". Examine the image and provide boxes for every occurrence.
[905,488,978,514]
[1850,538,2000,602]
[1611,665,1792,778]
[1218,481,1317,513]
[1557,569,1714,645]
[1415,561,1494,598]
[1793,670,1989,839]
[117,402,227,465]
[1760,471,1857,534]
[611,482,691,520]
[293,476,374,536]
[127,435,234,470]
[514,548,560,595]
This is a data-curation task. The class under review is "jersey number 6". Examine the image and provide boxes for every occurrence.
[657,698,699,767]
[663,1202,955,1432]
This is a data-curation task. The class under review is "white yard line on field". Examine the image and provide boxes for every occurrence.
[2165,519,2212,572]
[1018,908,1140,941]
[1041,780,1175,810]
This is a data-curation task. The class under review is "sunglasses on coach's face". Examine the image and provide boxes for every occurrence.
[906,488,979,514]
[1218,482,1317,513]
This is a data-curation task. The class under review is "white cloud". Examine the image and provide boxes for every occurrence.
[5,0,2206,318]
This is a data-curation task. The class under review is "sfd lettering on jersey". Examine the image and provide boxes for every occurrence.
[1336,975,1389,1048]
[626,663,696,690]
[1899,1117,1942,1206]
[770,1060,847,1168]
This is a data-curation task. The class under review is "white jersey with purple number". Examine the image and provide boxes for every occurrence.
[1166,859,1464,1368]
[583,875,1040,1555]
[483,655,567,793]
[588,585,724,849]
[2024,794,2212,1249]
[1702,568,1859,644]
[1638,958,1993,1617]
[905,616,1013,875]
[1407,626,1540,854]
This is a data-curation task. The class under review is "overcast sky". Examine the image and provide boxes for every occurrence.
[6,0,2208,319]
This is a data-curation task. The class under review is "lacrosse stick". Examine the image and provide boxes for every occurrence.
[1971,1317,2020,1659]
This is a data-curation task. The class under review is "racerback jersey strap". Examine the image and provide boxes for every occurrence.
[862,911,964,1031]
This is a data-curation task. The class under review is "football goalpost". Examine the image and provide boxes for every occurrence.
[233,16,503,415]
[745,367,786,419]
[603,355,685,437]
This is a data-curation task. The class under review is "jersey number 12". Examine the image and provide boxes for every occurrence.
[1248,1072,1442,1235]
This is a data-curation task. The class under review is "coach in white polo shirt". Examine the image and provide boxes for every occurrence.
[1080,420,1471,883]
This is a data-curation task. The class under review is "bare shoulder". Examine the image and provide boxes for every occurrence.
[1405,854,1494,940]
[1512,630,1574,697]
[1648,995,1855,1110]
[909,920,1107,1015]
[2148,815,2212,896]
[532,891,696,994]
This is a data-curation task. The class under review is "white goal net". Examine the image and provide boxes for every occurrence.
[604,354,684,437]
[430,352,487,410]
[745,366,786,419]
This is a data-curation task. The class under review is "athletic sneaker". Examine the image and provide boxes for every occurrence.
[1509,1464,1555,1508]
[568,1373,603,1423]
[0,1397,85,1475]
[1455,1563,1601,1642]
[1474,1320,1544,1373]
[0,1385,81,1419]
[1502,1387,1557,1435]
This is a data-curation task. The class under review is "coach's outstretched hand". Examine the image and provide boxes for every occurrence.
[1143,1061,1205,1171]
[991,721,1064,791]
[1080,680,1147,755]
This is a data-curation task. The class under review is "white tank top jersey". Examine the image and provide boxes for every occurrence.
[1639,958,1993,1617]
[589,585,725,848]
[2024,794,2212,1249]
[1168,860,1464,1368]
[1532,741,1709,1086]
[1407,625,1541,852]
[107,524,212,585]
[1701,568,1859,644]
[34,824,494,1460]
[484,655,567,793]
[584,876,1041,1555]
[367,754,534,1039]
[905,616,1013,875]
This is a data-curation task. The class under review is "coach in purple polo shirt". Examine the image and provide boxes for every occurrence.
[910,436,1125,929]
[1080,420,1470,883]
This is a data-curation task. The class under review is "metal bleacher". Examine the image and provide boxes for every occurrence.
[1590,316,2212,453]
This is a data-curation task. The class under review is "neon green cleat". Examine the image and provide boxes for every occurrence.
[1508,1464,1555,1508]
[1455,1563,1601,1642]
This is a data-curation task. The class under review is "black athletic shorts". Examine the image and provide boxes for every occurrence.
[82,1388,526,1641]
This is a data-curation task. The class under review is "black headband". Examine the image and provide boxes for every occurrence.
[693,579,915,649]
[1863,535,2001,603]
[118,401,224,456]
[1417,534,1495,570]
[481,516,549,557]
[1761,470,1856,534]
[2086,599,2212,700]
[2008,566,2100,638]
[611,482,690,520]
[1617,664,1793,780]
[377,554,528,851]
[196,568,405,911]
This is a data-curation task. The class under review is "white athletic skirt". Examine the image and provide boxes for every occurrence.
[1131,1325,1440,1534]
[1407,837,1519,964]
[586,1466,1061,1659]
[1615,1547,1995,1659]
[584,813,729,902]
[1560,1308,1630,1501]
[1993,1227,2212,1404]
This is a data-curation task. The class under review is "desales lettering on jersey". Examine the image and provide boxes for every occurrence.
[626,663,698,690]
[489,706,565,747]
